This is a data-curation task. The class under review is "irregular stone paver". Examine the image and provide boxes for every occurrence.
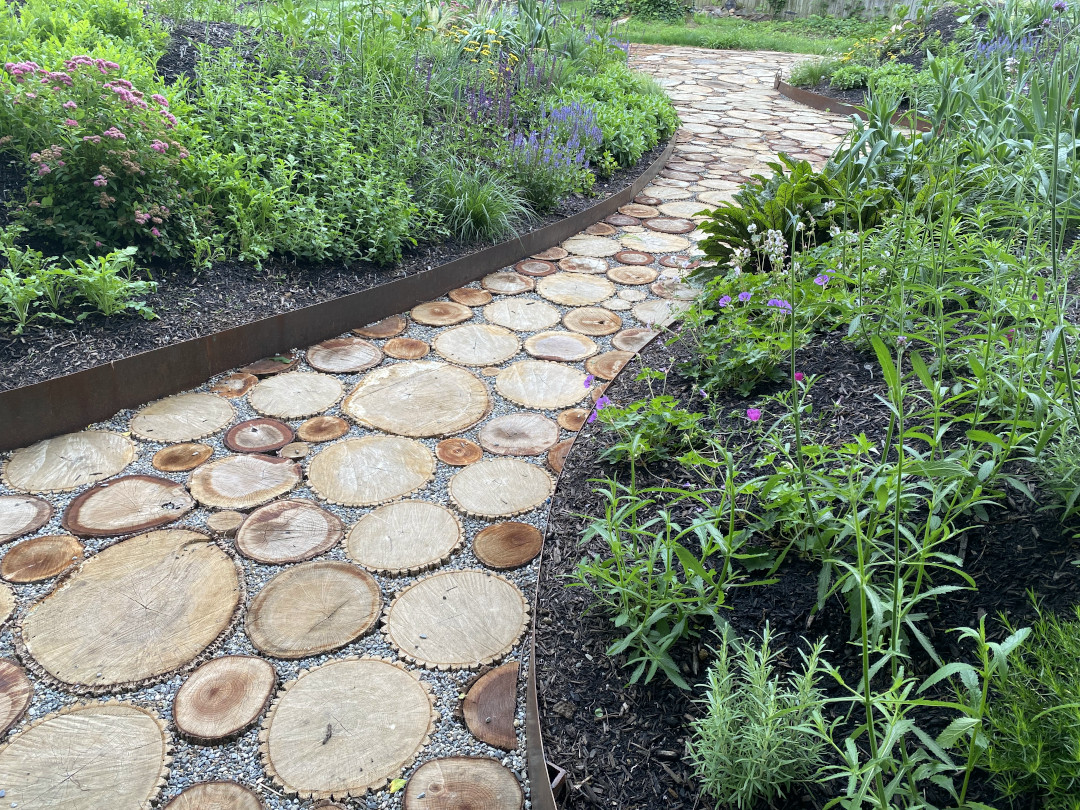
[0,46,847,809]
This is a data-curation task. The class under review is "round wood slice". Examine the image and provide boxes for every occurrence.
[240,354,299,376]
[20,529,241,693]
[478,414,558,456]
[547,438,575,475]
[659,254,700,270]
[153,443,213,472]
[385,570,527,669]
[174,657,276,744]
[0,703,169,810]
[61,475,194,538]
[249,372,343,420]
[462,663,519,750]
[561,234,619,258]
[306,338,382,374]
[606,213,639,227]
[279,442,309,459]
[0,583,13,626]
[585,222,617,237]
[236,500,342,565]
[612,328,660,352]
[353,315,407,339]
[601,298,632,312]
[0,495,52,545]
[496,360,588,410]
[513,259,556,277]
[343,361,489,438]
[411,301,472,326]
[433,324,519,367]
[562,308,622,337]
[208,373,258,398]
[296,416,348,443]
[225,419,294,454]
[634,299,690,328]
[532,246,567,261]
[586,351,634,381]
[557,408,589,431]
[661,169,701,181]
[607,266,658,285]
[481,272,534,296]
[384,338,430,360]
[190,455,301,510]
[645,216,696,235]
[482,299,560,332]
[346,501,462,575]
[634,194,662,206]
[447,458,553,519]
[473,523,542,570]
[651,279,698,301]
[618,289,648,302]
[436,438,483,466]
[404,757,523,810]
[612,249,654,267]
[1,534,82,583]
[620,231,691,254]
[2,430,135,493]
[308,437,434,507]
[523,331,597,363]
[536,273,615,307]
[206,511,245,538]
[164,782,264,810]
[261,658,435,798]
[131,393,235,443]
[619,203,659,218]
[448,287,492,307]
[558,256,607,274]
[0,659,31,739]
[246,561,379,658]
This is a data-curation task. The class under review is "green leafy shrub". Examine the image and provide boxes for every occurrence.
[788,58,839,88]
[1034,421,1080,518]
[829,61,872,89]
[597,390,709,464]
[424,160,530,243]
[588,0,687,20]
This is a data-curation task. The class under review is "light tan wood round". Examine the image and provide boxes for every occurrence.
[189,455,302,510]
[246,561,380,659]
[164,782,264,810]
[411,301,472,326]
[0,659,32,738]
[449,287,492,307]
[0,703,169,810]
[612,328,660,352]
[296,416,349,443]
[619,289,648,302]
[62,475,194,537]
[558,256,607,274]
[478,414,559,456]
[447,458,553,519]
[342,361,490,438]
[1,534,82,583]
[153,443,213,472]
[130,393,235,443]
[209,373,258,398]
[480,272,533,295]
[0,495,52,545]
[561,234,620,257]
[306,337,382,374]
[206,511,245,538]
[633,299,690,328]
[557,408,589,431]
[384,338,430,360]
[645,216,696,234]
[261,658,435,798]
[601,298,632,312]
[433,324,520,367]
[384,570,528,669]
[620,231,691,254]
[652,279,699,300]
[536,273,615,307]
[404,757,523,810]
[2,430,135,493]
[173,656,276,745]
[308,437,435,507]
[619,203,659,218]
[532,246,567,261]
[236,500,344,564]
[279,442,309,459]
[353,315,406,339]
[20,529,241,693]
[249,372,344,420]
[473,522,543,570]
[482,299,561,332]
[435,438,483,466]
[586,351,634,381]
[607,266,658,285]
[523,331,597,362]
[346,501,462,575]
[462,663,519,750]
[562,307,622,336]
[495,360,588,410]
[0,583,14,626]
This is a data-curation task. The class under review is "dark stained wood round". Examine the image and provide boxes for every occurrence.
[531,246,567,261]
[557,409,589,432]
[547,438,575,475]
[152,443,213,472]
[208,373,258,398]
[613,250,655,266]
[435,438,483,466]
[384,338,430,360]
[513,259,556,277]
[473,522,543,570]
[353,315,407,339]
[239,354,298,376]
[224,419,294,454]
[448,288,493,307]
[605,213,640,227]
[584,222,617,237]
[296,416,349,443]
[1,534,83,582]
[462,662,519,751]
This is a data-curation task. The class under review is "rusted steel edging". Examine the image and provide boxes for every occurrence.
[0,138,674,453]
[774,72,932,132]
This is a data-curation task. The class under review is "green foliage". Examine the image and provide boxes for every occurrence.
[586,0,686,21]
[424,160,531,243]
[788,57,839,88]
[1035,421,1080,518]
[829,60,872,89]
[597,390,708,464]
[68,246,155,318]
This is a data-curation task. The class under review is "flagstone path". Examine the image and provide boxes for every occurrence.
[0,47,847,810]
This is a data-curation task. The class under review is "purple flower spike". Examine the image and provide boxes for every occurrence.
[1053,0,1066,12]
[746,408,761,422]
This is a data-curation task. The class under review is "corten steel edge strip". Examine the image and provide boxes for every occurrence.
[0,138,673,453]
[773,72,932,133]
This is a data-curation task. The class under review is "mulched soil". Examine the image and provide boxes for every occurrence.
[537,327,1079,809]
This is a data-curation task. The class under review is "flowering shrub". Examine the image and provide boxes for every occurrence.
[503,102,601,210]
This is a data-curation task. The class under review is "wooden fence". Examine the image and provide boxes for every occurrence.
[691,0,909,19]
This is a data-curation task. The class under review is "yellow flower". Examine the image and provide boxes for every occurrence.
[484,28,497,34]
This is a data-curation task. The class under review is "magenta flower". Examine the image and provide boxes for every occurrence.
[63,118,78,127]
[150,227,161,237]
[62,100,77,110]
[150,140,169,153]
[102,127,126,140]
[794,372,804,382]
[746,408,761,422]
[37,164,51,175]
[92,174,107,187]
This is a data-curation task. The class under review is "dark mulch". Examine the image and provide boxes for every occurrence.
[536,328,1078,809]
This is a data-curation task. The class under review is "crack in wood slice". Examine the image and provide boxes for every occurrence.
[261,658,436,799]
[659,254,700,270]
[523,331,597,363]
[480,272,534,296]
[462,663,519,751]
[435,438,483,466]
[208,373,258,398]
[164,781,265,810]
[173,657,277,745]
[189,455,302,510]
[235,499,343,565]
[447,458,553,519]
[1,534,83,583]
[644,216,696,234]
[432,324,520,367]
[495,360,588,410]
[246,561,380,659]
[306,337,383,374]
[384,338,430,360]
[346,501,463,575]
[482,299,560,332]
[448,287,492,307]
[0,495,52,545]
[473,523,542,570]
[0,584,13,626]
[620,231,691,254]
[308,437,435,507]
[2,431,136,494]
[353,315,407,339]
[224,419,294,454]
[0,702,170,810]
[585,350,634,381]
[404,757,523,810]
[557,408,589,432]
[20,529,242,694]
[547,438,575,476]
[605,213,640,227]
[612,328,660,353]
[557,256,607,274]
[153,443,213,472]
[249,372,344,420]
[296,416,349,443]
[343,361,490,438]
[561,308,622,337]
[585,222,617,237]
[513,259,556,277]
[561,234,620,258]
[619,203,659,218]
[478,413,559,457]
[651,279,698,301]
[0,659,32,739]
[279,442,309,459]
[205,511,245,538]
[130,393,235,443]
[384,570,528,670]
[612,250,655,267]
[240,354,299,376]
[536,273,615,307]
[531,246,567,261]
[411,301,472,326]
[633,299,690,329]
[607,266,658,287]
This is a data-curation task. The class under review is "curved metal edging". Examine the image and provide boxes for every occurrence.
[0,138,673,453]
[774,72,932,132]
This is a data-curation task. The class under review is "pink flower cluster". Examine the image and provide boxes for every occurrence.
[104,79,150,110]
[40,71,74,88]
[102,127,126,140]
[150,140,169,153]
[3,61,41,82]
[29,144,64,175]
[63,56,120,74]
[93,174,108,187]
